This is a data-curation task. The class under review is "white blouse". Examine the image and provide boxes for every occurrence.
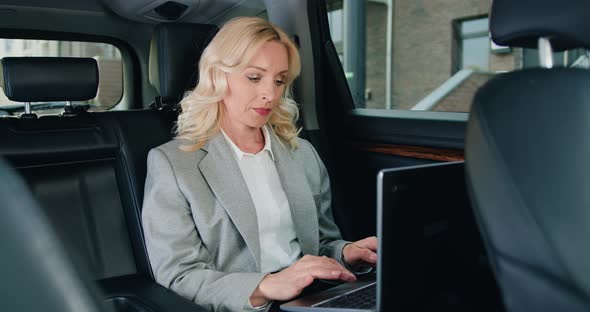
[221,126,302,273]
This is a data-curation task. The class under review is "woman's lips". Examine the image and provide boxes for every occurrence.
[253,108,271,116]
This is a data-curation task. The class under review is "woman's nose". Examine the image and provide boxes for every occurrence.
[261,82,276,101]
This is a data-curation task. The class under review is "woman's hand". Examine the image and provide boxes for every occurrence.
[342,236,378,270]
[249,255,356,306]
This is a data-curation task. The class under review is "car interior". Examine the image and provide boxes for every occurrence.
[466,0,590,311]
[0,0,587,311]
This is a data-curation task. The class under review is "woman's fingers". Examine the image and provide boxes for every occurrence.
[356,236,378,251]
[359,247,378,264]
[295,273,315,289]
[297,255,356,281]
[257,255,358,302]
[347,245,378,264]
[343,241,378,267]
[307,267,356,282]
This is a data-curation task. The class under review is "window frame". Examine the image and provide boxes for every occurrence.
[452,14,490,75]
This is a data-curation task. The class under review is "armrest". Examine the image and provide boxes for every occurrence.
[98,274,207,312]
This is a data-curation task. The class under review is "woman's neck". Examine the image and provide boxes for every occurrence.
[221,122,265,154]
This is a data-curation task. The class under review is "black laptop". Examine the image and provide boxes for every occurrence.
[280,161,467,311]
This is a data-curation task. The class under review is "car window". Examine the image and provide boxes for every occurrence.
[326,0,589,113]
[0,39,122,115]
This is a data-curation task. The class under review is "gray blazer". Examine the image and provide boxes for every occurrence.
[142,131,348,312]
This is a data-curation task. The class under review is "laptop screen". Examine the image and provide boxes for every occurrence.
[282,161,475,311]
[377,161,470,310]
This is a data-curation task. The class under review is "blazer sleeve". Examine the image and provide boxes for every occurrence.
[303,140,350,265]
[142,148,268,312]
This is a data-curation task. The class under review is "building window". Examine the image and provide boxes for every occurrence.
[453,17,490,73]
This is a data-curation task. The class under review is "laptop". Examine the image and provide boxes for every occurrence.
[281,161,467,311]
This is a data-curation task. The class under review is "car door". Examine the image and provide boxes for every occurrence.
[301,0,500,309]
[288,1,589,309]
[305,0,472,241]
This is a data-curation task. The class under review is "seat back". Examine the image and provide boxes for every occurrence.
[0,21,219,280]
[148,22,218,108]
[0,115,142,280]
[465,0,590,310]
[0,57,173,279]
[0,157,111,312]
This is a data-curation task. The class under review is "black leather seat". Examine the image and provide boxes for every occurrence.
[148,22,218,109]
[465,0,590,311]
[0,20,220,310]
[0,157,112,312]
[0,57,203,311]
[99,22,219,280]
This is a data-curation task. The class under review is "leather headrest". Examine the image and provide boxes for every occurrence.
[491,0,590,51]
[1,57,98,102]
[148,22,218,104]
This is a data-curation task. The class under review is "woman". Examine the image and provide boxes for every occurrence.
[142,16,377,312]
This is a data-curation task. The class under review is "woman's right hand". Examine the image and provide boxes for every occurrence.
[249,255,356,306]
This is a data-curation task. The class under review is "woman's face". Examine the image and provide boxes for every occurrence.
[222,40,289,131]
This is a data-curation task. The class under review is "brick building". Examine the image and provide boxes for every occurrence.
[328,0,522,111]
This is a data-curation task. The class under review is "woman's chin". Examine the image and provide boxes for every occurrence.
[248,118,270,128]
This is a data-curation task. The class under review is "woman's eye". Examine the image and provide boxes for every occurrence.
[275,79,286,86]
[247,76,260,82]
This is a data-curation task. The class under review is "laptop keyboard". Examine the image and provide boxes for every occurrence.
[315,283,376,309]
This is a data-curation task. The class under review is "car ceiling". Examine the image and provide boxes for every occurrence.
[0,0,105,12]
[0,0,266,25]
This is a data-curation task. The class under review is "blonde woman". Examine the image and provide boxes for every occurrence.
[142,16,377,312]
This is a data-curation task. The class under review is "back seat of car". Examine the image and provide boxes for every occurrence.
[0,22,217,312]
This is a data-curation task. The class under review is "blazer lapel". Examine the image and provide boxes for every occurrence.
[197,133,262,270]
[271,132,319,256]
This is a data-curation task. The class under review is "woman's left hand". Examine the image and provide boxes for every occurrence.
[342,236,378,270]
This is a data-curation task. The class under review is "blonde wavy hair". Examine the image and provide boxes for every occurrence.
[175,16,302,151]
